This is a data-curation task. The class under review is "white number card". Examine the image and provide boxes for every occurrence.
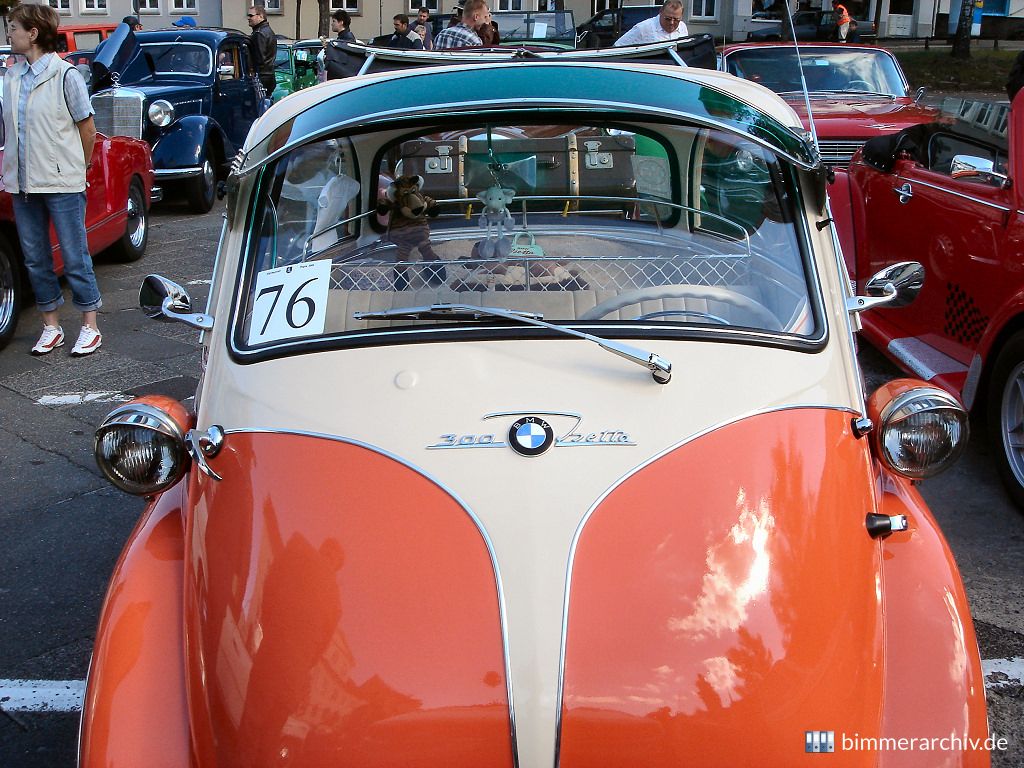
[248,260,332,345]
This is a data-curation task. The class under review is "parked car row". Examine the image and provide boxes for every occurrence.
[78,34,993,768]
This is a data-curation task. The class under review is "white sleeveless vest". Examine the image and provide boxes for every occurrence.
[2,55,87,194]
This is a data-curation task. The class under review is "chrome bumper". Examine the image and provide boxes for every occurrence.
[154,166,204,181]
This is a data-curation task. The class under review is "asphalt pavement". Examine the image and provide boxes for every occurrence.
[0,198,1021,766]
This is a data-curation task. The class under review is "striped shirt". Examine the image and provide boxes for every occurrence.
[14,53,93,192]
[434,23,483,49]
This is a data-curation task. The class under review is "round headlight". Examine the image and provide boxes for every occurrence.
[872,383,969,478]
[94,399,190,495]
[147,100,175,127]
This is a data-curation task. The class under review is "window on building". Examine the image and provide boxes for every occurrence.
[264,0,283,13]
[172,0,197,10]
[49,0,72,15]
[138,0,160,13]
[495,0,524,9]
[690,0,716,20]
[81,0,108,13]
[330,0,361,13]
[592,0,619,12]
[408,0,439,12]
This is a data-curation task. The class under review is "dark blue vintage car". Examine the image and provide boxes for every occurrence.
[91,25,267,212]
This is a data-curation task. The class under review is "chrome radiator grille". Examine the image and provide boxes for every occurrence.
[818,140,865,167]
[91,89,144,140]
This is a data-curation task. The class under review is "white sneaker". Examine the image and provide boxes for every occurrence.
[70,325,102,357]
[31,325,64,356]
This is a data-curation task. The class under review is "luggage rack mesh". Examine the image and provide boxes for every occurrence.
[330,254,750,293]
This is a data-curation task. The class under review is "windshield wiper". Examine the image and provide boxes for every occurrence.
[353,303,672,384]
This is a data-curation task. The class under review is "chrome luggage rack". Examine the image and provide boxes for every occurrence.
[330,252,751,293]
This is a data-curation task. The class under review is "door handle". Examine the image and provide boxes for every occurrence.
[893,182,913,204]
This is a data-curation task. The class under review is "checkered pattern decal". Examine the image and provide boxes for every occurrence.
[944,283,988,347]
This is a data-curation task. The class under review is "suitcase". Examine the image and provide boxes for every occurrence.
[398,133,637,214]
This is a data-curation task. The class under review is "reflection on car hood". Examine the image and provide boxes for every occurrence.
[182,410,886,766]
[783,96,939,138]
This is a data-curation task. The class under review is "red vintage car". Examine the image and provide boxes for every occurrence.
[719,43,937,167]
[838,94,1024,508]
[0,130,158,350]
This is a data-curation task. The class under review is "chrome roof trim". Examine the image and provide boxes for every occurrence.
[217,427,520,768]
[553,401,859,765]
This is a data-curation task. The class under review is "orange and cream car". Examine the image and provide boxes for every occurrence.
[85,59,989,766]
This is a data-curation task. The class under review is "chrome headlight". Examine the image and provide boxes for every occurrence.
[873,384,968,478]
[147,100,175,127]
[95,399,190,495]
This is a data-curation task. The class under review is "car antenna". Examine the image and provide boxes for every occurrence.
[781,1,820,153]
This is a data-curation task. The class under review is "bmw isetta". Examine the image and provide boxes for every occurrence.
[85,57,989,766]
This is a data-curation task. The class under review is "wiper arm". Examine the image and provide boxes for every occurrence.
[354,303,672,384]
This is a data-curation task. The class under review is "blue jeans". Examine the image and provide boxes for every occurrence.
[11,192,102,313]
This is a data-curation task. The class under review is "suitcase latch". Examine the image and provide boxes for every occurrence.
[584,140,613,170]
[426,145,454,174]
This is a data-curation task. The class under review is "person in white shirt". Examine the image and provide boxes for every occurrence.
[614,0,688,46]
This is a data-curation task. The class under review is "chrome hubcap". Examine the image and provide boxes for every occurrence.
[1000,360,1024,488]
[202,160,215,193]
[127,189,147,249]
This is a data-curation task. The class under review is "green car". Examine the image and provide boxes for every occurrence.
[273,39,322,101]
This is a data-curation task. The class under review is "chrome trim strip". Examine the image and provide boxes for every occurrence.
[201,215,228,346]
[154,166,204,179]
[149,185,164,203]
[553,402,858,765]
[895,174,1012,212]
[218,427,520,767]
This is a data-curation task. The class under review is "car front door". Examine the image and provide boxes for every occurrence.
[856,130,1014,366]
[213,41,258,152]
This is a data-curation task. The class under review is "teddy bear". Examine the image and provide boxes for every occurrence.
[477,186,516,259]
[376,175,444,289]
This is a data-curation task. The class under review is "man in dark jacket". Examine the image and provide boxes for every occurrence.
[385,14,424,49]
[247,5,277,96]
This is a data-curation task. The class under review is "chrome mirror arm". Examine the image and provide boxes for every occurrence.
[161,296,214,331]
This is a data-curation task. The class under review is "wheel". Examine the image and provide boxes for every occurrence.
[986,330,1024,509]
[0,234,23,351]
[186,144,218,214]
[104,178,148,263]
[578,285,780,329]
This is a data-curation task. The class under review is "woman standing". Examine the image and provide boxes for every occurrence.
[2,4,101,356]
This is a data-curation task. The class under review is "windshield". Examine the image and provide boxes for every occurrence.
[494,12,576,41]
[141,42,212,76]
[236,120,819,351]
[724,48,907,97]
[275,47,291,70]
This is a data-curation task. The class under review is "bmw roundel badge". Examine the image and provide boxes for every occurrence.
[508,416,555,457]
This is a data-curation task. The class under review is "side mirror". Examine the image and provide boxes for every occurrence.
[217,64,234,79]
[950,154,1011,188]
[140,274,214,330]
[847,261,924,313]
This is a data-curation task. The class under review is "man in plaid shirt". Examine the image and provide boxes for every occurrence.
[434,0,491,48]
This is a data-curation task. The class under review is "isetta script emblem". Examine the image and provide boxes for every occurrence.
[428,411,636,457]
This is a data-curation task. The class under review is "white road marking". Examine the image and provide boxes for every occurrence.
[2,657,1022,712]
[35,392,132,406]
[0,680,84,712]
[982,657,1024,691]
